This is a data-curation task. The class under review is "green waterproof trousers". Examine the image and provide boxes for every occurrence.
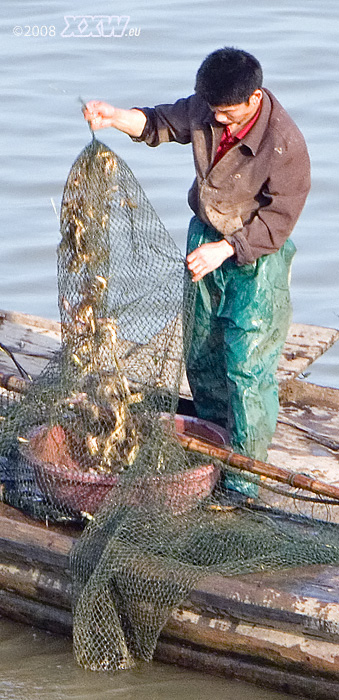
[186,216,296,497]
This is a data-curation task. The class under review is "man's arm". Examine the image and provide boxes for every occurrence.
[84,101,147,137]
[129,97,193,146]
[84,97,228,280]
[84,96,194,145]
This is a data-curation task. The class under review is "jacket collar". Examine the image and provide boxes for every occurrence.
[240,89,271,155]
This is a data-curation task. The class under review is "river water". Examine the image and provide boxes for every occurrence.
[1,0,338,698]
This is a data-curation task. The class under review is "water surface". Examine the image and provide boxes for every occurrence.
[0,617,300,700]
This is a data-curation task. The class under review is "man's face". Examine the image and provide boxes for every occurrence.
[209,89,262,127]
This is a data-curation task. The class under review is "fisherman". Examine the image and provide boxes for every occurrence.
[84,47,311,501]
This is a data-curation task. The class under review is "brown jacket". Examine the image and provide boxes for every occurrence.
[133,89,311,264]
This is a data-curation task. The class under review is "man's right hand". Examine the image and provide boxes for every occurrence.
[83,101,116,130]
[83,101,147,137]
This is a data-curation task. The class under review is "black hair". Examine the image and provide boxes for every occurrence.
[195,47,263,106]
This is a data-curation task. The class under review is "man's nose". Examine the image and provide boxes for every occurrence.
[215,112,230,122]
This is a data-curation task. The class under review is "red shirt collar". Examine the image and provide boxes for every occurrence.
[233,103,261,140]
[213,103,261,166]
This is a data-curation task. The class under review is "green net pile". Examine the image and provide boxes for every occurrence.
[1,137,339,672]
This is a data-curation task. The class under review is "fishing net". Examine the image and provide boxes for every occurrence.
[0,137,195,522]
[1,136,339,672]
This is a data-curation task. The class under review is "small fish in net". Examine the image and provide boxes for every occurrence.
[0,134,197,520]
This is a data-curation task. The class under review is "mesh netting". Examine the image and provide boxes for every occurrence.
[1,136,339,672]
[0,138,194,521]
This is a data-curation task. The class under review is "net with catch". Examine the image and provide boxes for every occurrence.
[1,135,339,673]
[0,136,194,521]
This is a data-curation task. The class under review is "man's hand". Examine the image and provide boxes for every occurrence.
[83,101,116,130]
[83,101,147,137]
[186,239,235,282]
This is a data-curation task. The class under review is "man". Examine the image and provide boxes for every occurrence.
[84,47,311,499]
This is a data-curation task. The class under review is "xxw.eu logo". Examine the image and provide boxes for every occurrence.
[61,15,135,37]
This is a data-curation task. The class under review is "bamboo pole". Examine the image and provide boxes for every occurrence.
[176,432,339,502]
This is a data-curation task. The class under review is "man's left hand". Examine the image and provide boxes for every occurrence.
[186,239,235,282]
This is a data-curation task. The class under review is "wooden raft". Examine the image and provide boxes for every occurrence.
[1,501,339,700]
[2,310,339,698]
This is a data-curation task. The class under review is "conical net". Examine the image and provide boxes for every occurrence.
[1,137,339,672]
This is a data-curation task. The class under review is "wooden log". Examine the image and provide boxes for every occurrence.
[0,559,72,609]
[176,432,339,501]
[0,588,72,635]
[189,566,339,641]
[0,513,75,570]
[155,639,339,700]
[165,604,339,677]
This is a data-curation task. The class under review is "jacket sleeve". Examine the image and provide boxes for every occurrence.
[225,137,311,265]
[131,96,193,146]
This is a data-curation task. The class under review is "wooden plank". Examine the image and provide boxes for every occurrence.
[0,310,338,393]
[0,309,60,334]
[280,379,339,408]
[0,309,60,379]
[277,323,339,385]
[266,396,339,519]
[189,566,339,640]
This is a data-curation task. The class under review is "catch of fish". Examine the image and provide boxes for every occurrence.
[48,138,143,474]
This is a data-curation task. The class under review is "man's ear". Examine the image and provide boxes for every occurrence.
[250,89,263,107]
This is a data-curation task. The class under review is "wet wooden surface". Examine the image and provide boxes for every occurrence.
[0,309,338,394]
[1,310,339,516]
[265,384,339,520]
[2,499,339,688]
[0,309,60,379]
[1,499,339,626]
